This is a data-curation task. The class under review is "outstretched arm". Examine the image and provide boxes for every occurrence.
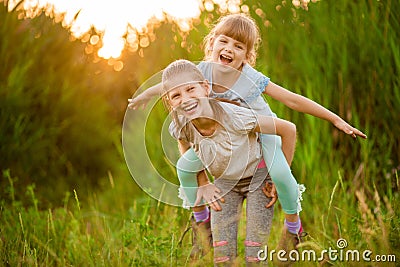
[128,83,163,110]
[264,82,367,139]
[254,116,297,166]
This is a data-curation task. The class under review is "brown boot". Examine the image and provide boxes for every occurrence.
[274,226,308,266]
[190,215,213,259]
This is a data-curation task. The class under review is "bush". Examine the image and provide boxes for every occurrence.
[0,6,121,204]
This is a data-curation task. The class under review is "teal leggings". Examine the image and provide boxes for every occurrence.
[177,134,302,214]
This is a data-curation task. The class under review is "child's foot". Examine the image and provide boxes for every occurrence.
[190,215,212,259]
[275,225,308,266]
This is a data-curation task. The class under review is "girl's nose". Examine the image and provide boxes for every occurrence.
[224,46,232,53]
[181,92,191,103]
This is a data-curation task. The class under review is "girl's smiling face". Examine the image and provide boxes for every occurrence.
[210,34,248,70]
[165,72,210,119]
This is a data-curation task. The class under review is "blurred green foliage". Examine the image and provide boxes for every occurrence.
[1,0,399,205]
[0,5,124,204]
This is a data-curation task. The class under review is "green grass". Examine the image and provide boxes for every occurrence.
[1,169,399,266]
[1,170,192,266]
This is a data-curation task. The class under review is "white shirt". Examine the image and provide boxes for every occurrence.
[170,102,262,180]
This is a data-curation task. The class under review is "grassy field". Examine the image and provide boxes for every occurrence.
[1,169,399,266]
[1,0,399,266]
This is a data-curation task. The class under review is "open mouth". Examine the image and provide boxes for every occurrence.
[182,102,198,113]
[219,54,233,64]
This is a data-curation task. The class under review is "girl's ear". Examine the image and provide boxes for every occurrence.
[208,37,215,51]
[246,50,255,65]
[202,80,210,95]
[245,52,252,63]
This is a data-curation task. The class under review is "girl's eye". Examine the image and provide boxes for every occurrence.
[170,93,180,99]
[236,44,244,50]
[219,39,227,43]
[187,87,195,92]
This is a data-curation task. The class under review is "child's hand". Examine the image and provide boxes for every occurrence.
[262,181,277,208]
[194,183,225,211]
[127,94,150,110]
[334,119,367,139]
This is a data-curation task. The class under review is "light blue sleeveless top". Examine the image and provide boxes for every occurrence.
[197,61,276,117]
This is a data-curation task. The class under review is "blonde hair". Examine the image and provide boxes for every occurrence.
[161,59,226,140]
[203,13,261,66]
[162,59,205,89]
[162,60,205,137]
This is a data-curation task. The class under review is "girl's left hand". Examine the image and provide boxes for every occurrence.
[263,182,277,208]
[334,119,367,139]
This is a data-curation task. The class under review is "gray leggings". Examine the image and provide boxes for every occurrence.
[211,168,273,265]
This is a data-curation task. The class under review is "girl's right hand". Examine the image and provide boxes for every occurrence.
[194,183,225,211]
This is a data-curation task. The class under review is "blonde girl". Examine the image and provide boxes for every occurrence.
[162,59,296,264]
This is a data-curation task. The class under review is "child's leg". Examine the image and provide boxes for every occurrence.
[176,147,205,208]
[212,178,243,265]
[260,134,304,216]
[177,148,212,259]
[246,168,274,265]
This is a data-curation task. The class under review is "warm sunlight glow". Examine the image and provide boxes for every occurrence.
[10,0,236,61]
[7,0,313,68]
